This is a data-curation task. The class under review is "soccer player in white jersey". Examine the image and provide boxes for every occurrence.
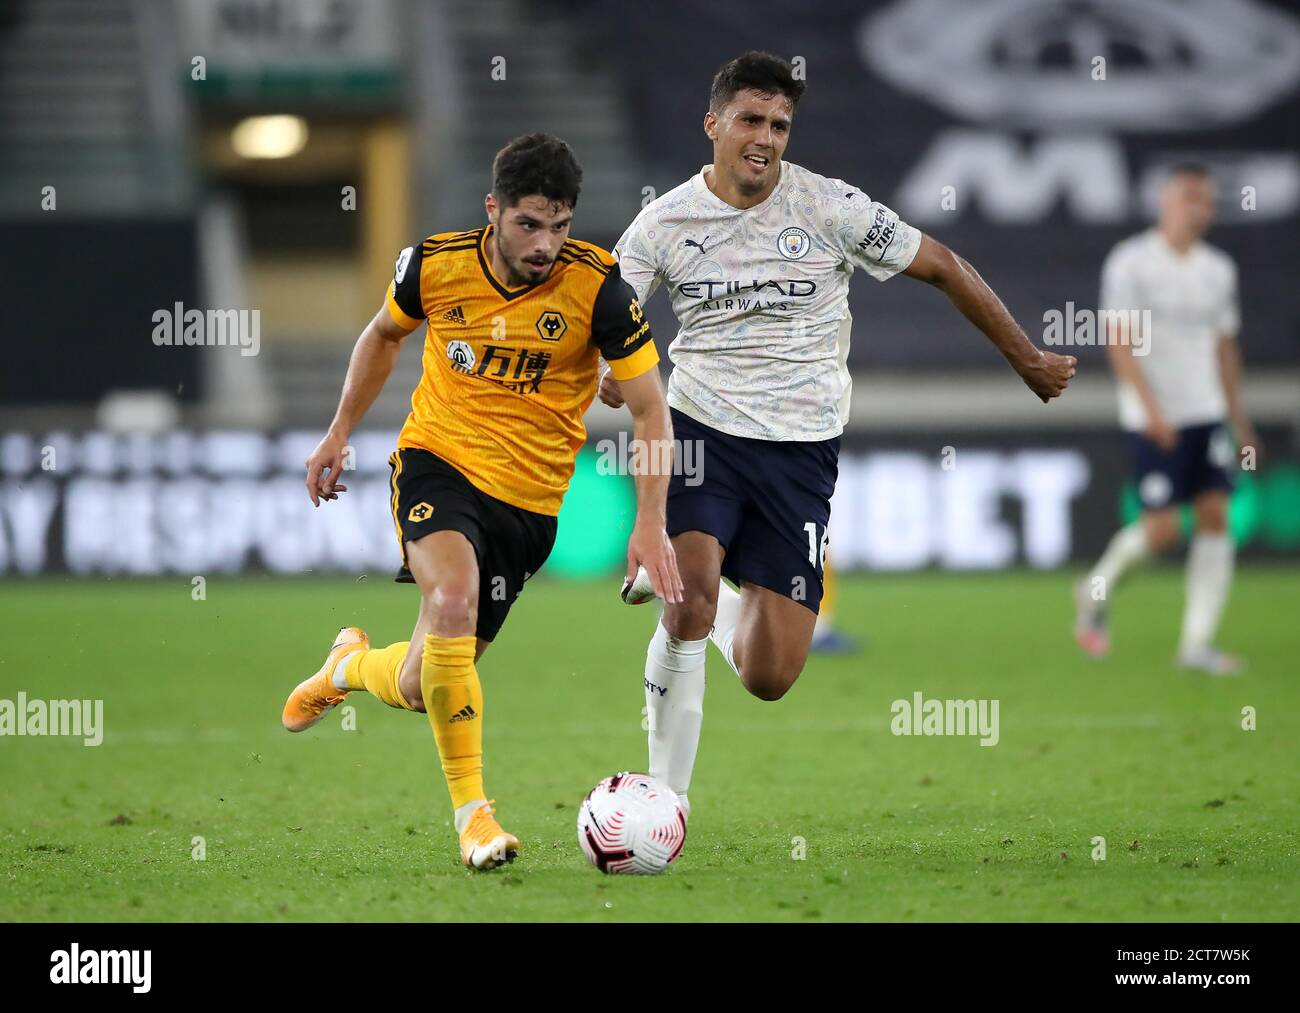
[1075,164,1261,675]
[599,52,1075,814]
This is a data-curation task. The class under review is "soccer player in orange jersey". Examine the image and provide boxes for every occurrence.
[282,134,682,869]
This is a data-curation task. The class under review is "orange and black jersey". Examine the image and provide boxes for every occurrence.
[385,225,658,516]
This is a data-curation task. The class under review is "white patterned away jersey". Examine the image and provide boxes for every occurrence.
[1099,228,1238,432]
[614,160,921,441]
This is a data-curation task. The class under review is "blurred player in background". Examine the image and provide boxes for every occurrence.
[284,134,681,869]
[602,52,1075,815]
[1075,164,1260,675]
[809,558,861,654]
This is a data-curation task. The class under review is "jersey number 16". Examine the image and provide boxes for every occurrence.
[803,522,828,570]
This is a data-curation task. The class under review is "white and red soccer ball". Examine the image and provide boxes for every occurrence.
[577,772,687,875]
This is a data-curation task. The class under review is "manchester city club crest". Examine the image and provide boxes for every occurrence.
[777,226,811,260]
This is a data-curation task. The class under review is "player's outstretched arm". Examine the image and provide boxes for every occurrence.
[903,234,1076,403]
[305,305,415,506]
[618,368,684,604]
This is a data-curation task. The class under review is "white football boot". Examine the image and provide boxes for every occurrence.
[1177,647,1244,676]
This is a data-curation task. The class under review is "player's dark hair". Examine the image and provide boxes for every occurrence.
[709,51,805,113]
[491,133,583,210]
[1167,161,1212,180]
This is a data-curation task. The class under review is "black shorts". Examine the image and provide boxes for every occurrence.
[666,408,839,614]
[388,448,557,642]
[1127,421,1235,508]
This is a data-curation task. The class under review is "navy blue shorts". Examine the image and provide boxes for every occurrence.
[666,408,839,613]
[1127,421,1234,509]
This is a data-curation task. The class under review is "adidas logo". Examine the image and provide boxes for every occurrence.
[442,306,467,325]
[449,705,478,723]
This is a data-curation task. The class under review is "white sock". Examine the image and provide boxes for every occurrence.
[644,621,707,799]
[331,651,361,691]
[1087,522,1151,605]
[1179,532,1234,655]
[709,579,742,678]
[454,798,489,835]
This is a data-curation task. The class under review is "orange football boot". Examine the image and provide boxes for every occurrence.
[459,802,519,870]
[282,626,369,732]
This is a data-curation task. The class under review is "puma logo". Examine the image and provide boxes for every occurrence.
[683,237,712,255]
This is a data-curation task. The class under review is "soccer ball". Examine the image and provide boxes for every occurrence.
[577,772,687,875]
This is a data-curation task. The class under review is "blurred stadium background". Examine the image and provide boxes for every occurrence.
[1,0,1297,582]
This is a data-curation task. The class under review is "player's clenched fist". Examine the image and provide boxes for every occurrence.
[305,431,350,506]
[1018,349,1077,403]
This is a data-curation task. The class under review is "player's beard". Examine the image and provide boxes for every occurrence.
[495,229,553,287]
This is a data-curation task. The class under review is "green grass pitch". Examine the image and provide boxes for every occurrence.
[1,568,1296,922]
